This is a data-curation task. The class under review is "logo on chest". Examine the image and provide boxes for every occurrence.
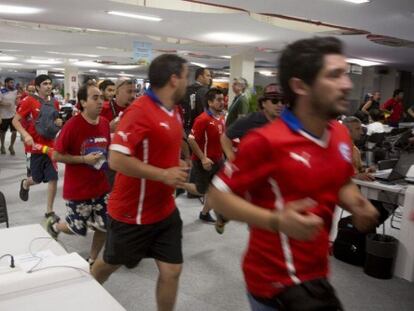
[289,151,311,168]
[159,122,170,130]
[338,143,352,163]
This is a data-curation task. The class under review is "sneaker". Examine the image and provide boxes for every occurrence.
[8,146,15,156]
[215,213,227,235]
[0,146,5,154]
[44,211,58,220]
[46,216,60,240]
[199,212,215,224]
[86,257,95,267]
[19,179,29,201]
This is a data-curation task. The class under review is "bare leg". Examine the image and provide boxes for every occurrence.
[89,230,106,261]
[9,131,16,154]
[0,131,5,152]
[47,180,57,214]
[155,260,182,311]
[91,259,121,284]
[180,183,202,196]
[201,194,211,214]
[56,222,74,234]
[24,177,36,190]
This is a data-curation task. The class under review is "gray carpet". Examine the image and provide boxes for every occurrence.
[1,137,414,311]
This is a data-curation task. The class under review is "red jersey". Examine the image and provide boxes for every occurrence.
[17,96,60,150]
[213,109,354,298]
[108,91,183,225]
[189,111,225,163]
[100,100,127,122]
[54,114,110,201]
[382,98,403,124]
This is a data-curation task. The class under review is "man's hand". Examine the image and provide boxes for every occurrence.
[24,135,34,146]
[354,172,375,181]
[270,198,324,240]
[201,157,214,171]
[83,152,103,165]
[351,197,379,232]
[110,118,120,132]
[162,167,189,187]
[54,118,63,127]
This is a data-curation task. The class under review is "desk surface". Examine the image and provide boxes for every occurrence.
[0,224,125,311]
[353,178,407,194]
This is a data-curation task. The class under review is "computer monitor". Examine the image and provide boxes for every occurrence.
[388,152,414,181]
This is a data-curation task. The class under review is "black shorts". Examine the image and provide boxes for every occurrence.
[192,160,223,194]
[103,208,183,268]
[0,118,16,132]
[30,154,58,183]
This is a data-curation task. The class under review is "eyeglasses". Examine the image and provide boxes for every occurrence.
[269,98,286,105]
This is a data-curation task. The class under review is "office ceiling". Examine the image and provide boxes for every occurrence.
[0,0,413,80]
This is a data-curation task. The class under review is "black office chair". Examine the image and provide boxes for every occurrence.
[0,191,9,228]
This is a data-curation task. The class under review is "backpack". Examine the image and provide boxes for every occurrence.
[33,95,60,140]
[181,83,203,133]
[333,216,375,266]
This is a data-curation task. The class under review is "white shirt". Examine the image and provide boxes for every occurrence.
[0,88,17,119]
[366,122,385,136]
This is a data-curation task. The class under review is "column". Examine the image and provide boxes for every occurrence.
[64,66,79,100]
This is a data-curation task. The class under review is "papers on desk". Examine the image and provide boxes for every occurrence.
[372,169,392,179]
[14,250,56,272]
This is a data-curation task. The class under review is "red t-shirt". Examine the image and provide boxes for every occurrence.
[189,111,225,163]
[54,114,110,201]
[382,98,403,124]
[108,95,183,225]
[17,96,60,151]
[212,110,354,298]
[100,100,127,122]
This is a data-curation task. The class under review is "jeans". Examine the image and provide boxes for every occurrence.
[247,293,278,311]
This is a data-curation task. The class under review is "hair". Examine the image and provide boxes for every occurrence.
[83,75,97,85]
[4,77,14,84]
[99,79,115,92]
[77,84,95,111]
[278,36,343,107]
[342,116,361,131]
[393,89,403,97]
[257,96,267,110]
[233,77,248,90]
[369,109,384,122]
[34,74,52,87]
[205,87,223,105]
[195,67,207,80]
[148,54,187,88]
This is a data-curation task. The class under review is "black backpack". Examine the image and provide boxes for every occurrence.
[333,216,375,266]
[34,95,60,140]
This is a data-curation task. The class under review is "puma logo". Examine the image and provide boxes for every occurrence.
[117,131,131,142]
[159,122,170,130]
[289,152,311,168]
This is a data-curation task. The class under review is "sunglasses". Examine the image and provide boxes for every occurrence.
[267,98,286,105]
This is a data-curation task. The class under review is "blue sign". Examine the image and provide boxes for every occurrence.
[133,41,152,64]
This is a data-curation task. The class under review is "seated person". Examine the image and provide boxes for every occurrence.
[343,116,396,225]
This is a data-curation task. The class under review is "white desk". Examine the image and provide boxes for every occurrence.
[353,179,414,282]
[0,224,125,311]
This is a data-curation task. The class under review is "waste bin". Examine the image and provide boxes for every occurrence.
[364,233,398,279]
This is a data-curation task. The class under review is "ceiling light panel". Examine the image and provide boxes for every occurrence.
[107,11,162,22]
[0,4,42,14]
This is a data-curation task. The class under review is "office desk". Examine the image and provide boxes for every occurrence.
[0,224,125,311]
[353,180,414,282]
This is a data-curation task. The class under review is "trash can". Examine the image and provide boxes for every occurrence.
[364,234,398,279]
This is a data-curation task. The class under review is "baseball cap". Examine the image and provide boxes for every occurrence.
[263,83,284,100]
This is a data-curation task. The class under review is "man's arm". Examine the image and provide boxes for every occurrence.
[109,150,188,187]
[220,134,235,161]
[338,181,379,232]
[407,107,414,119]
[12,113,33,146]
[208,185,322,240]
[361,100,372,115]
[188,136,213,170]
[53,150,102,165]
[237,96,249,119]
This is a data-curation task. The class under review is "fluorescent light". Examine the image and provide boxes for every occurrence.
[0,62,21,66]
[53,74,65,77]
[221,55,231,59]
[0,56,16,61]
[213,78,229,83]
[190,62,207,68]
[26,59,62,65]
[107,11,162,22]
[108,65,140,70]
[73,61,103,68]
[347,58,382,67]
[52,67,65,71]
[89,69,98,72]
[258,70,276,77]
[46,51,100,58]
[0,4,42,14]
[342,0,370,3]
[204,32,262,44]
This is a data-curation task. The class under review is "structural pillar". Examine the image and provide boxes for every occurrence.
[64,66,79,100]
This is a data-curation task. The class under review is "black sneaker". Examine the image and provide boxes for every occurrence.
[199,212,215,224]
[19,179,29,201]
